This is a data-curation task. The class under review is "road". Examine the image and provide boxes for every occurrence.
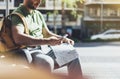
[55,42,120,79]
[76,42,120,79]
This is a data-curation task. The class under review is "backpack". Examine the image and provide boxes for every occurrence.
[0,13,29,52]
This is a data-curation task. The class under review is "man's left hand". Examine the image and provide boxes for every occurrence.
[62,38,74,45]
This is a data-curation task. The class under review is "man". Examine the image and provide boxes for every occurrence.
[11,0,83,79]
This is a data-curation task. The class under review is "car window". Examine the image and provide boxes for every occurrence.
[105,32,120,35]
[105,32,114,34]
[114,32,120,34]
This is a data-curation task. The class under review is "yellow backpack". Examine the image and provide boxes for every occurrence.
[0,13,29,52]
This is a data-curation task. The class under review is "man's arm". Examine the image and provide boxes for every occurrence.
[12,25,63,46]
[42,27,74,45]
[42,24,74,45]
[39,11,74,45]
[11,14,64,46]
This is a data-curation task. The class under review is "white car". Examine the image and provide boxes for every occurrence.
[90,29,120,40]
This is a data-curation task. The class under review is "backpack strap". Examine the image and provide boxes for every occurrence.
[0,18,4,31]
[11,12,29,35]
[0,13,29,52]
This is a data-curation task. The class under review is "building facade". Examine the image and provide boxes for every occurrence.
[0,0,83,39]
[0,0,83,28]
[84,0,120,37]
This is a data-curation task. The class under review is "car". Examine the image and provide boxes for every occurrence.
[90,29,120,40]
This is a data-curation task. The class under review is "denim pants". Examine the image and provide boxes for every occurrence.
[13,44,83,78]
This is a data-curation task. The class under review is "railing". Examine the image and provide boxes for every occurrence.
[86,0,120,4]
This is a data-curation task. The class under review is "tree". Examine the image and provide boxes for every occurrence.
[62,0,85,20]
[61,0,85,35]
[42,0,84,34]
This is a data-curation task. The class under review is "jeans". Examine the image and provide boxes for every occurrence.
[13,44,83,78]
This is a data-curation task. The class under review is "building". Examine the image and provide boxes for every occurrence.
[0,0,83,39]
[84,0,120,37]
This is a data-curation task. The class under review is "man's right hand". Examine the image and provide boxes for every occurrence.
[47,36,63,46]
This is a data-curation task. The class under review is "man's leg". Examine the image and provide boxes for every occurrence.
[49,44,83,79]
[31,53,54,72]
[67,57,83,79]
[15,48,55,72]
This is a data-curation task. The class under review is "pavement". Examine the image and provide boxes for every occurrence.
[1,42,120,79]
[54,42,120,79]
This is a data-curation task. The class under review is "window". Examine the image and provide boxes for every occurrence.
[46,0,61,8]
[39,0,46,7]
[0,0,4,1]
[48,14,61,22]
[118,8,120,16]
[14,0,23,7]
[103,8,108,16]
[89,8,100,17]
[109,9,118,16]
[93,0,102,1]
[0,0,5,4]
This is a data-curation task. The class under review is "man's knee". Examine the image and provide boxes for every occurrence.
[32,53,54,71]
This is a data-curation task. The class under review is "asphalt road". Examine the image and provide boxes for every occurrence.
[76,42,120,79]
[55,42,120,79]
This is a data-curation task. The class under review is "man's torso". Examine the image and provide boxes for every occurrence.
[12,4,44,38]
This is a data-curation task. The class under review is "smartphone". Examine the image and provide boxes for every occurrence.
[62,34,68,39]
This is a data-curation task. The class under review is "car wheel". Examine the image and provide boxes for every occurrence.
[96,38,101,40]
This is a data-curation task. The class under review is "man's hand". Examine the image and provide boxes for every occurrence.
[58,34,74,45]
[61,38,75,45]
[47,36,63,46]
[46,36,74,46]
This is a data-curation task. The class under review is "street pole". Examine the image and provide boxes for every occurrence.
[61,0,65,28]
[100,0,103,32]
[53,0,57,34]
[61,0,66,35]
[6,0,9,16]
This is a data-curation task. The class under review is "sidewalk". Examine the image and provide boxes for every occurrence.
[76,42,120,79]
[55,42,120,79]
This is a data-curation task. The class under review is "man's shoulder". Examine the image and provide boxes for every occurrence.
[34,10,43,16]
[34,10,44,20]
[12,7,23,15]
[11,7,24,26]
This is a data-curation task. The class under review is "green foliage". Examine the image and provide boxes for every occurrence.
[63,0,84,7]
[63,0,84,18]
[40,0,45,7]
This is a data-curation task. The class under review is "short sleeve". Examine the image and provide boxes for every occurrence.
[11,15,24,27]
[38,12,47,28]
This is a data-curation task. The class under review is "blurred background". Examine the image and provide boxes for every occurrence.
[1,0,120,79]
[1,0,120,42]
[0,0,84,42]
